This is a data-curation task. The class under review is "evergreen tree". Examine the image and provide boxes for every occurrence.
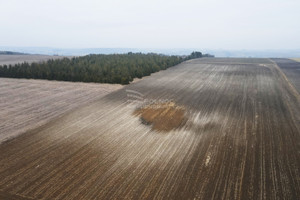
[0,52,204,85]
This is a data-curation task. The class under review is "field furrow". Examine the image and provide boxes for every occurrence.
[0,58,299,199]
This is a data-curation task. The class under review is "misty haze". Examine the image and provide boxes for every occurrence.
[0,0,299,200]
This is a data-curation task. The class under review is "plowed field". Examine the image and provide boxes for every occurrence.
[0,78,122,143]
[0,58,299,199]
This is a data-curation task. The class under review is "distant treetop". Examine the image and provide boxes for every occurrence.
[0,51,26,55]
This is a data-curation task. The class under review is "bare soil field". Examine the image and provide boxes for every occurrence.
[272,58,300,93]
[291,58,300,62]
[0,58,299,199]
[0,78,122,143]
[0,55,72,66]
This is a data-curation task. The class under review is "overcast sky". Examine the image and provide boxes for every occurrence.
[0,0,299,50]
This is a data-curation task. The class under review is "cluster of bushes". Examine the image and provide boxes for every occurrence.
[0,52,205,84]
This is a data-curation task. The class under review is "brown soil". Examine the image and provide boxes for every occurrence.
[133,102,186,132]
[0,78,122,143]
[0,58,299,200]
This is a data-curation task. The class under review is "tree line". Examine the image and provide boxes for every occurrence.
[0,52,205,84]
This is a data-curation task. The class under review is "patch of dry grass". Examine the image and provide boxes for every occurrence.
[133,101,186,132]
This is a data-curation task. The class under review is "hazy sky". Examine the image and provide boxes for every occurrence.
[1,0,299,49]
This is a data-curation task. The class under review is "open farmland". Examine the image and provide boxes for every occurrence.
[0,55,72,66]
[0,58,299,199]
[291,58,300,62]
[0,78,122,143]
[272,58,300,93]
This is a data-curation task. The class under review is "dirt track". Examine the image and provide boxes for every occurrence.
[0,58,299,199]
[272,58,300,94]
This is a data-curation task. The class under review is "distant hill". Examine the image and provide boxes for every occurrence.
[0,51,27,55]
[0,47,208,56]
[2,47,300,58]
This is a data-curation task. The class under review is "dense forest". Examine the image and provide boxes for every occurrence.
[0,52,204,84]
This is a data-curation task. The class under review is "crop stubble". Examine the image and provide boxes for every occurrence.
[0,78,122,143]
[0,58,299,199]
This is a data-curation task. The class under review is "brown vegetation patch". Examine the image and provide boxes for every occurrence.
[133,101,187,132]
